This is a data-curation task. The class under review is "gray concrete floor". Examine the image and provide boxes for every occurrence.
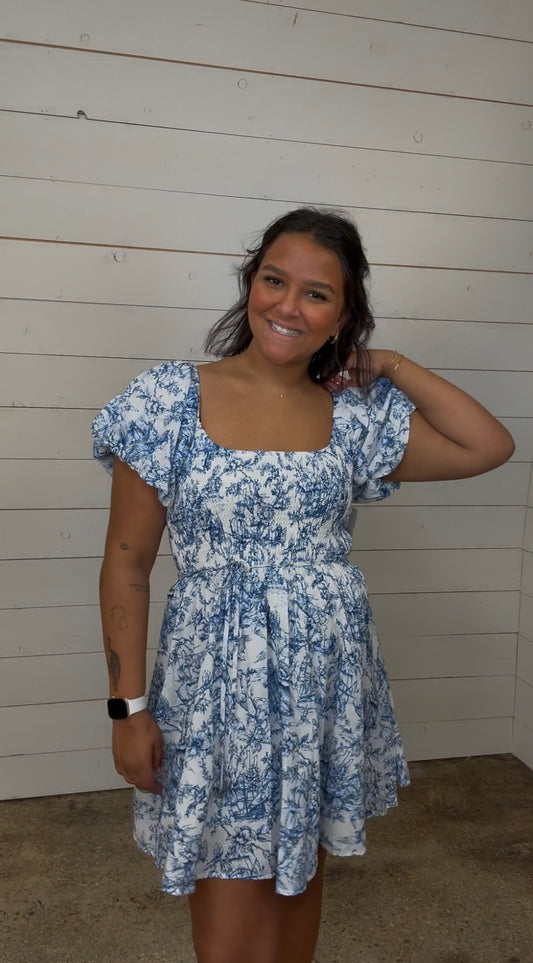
[1,755,532,963]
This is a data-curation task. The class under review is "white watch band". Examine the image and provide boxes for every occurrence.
[125,695,148,716]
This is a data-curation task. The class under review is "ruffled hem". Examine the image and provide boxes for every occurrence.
[134,778,409,897]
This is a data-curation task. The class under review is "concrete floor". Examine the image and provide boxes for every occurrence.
[1,755,532,963]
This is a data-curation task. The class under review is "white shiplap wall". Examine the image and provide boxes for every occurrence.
[516,467,533,768]
[1,0,532,798]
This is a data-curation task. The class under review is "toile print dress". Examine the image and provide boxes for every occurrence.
[92,360,415,897]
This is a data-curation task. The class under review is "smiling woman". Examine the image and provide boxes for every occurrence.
[93,207,514,963]
[204,206,376,387]
[247,233,344,364]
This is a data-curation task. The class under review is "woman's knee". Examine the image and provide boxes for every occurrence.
[189,877,280,963]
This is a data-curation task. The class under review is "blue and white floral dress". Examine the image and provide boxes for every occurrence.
[92,360,415,897]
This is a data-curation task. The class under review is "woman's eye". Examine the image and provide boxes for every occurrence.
[264,275,282,286]
[309,290,326,301]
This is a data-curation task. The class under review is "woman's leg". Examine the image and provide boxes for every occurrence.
[276,846,327,963]
[188,848,327,963]
[188,877,280,963]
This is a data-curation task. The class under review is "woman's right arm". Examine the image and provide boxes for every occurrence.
[99,457,167,792]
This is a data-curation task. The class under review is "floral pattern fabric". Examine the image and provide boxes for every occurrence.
[92,360,415,896]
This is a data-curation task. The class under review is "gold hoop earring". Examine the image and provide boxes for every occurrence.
[328,332,339,344]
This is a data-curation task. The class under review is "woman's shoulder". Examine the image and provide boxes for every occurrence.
[124,359,197,401]
[138,359,196,386]
[334,378,415,440]
[334,377,387,424]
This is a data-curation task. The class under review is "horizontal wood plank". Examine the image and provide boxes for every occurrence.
[0,650,157,709]
[522,551,533,597]
[513,721,533,771]
[0,747,125,799]
[0,701,111,754]
[0,556,177,609]
[517,637,533,687]
[252,1,533,42]
[372,591,520,636]
[392,675,515,723]
[431,370,533,418]
[515,679,533,731]
[352,548,522,594]
[523,508,533,552]
[519,594,533,643]
[1,242,531,321]
[2,2,531,102]
[0,300,212,360]
[0,409,96,458]
[0,506,525,560]
[0,603,165,658]
[373,319,533,372]
[392,464,531,507]
[3,176,532,273]
[3,112,531,212]
[401,717,513,761]
[381,634,517,679]
[499,419,533,465]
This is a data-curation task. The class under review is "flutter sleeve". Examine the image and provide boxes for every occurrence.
[91,360,195,507]
[340,377,416,503]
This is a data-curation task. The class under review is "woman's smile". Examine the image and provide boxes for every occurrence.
[268,319,303,338]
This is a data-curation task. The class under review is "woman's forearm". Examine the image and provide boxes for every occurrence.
[378,350,513,458]
[99,558,151,698]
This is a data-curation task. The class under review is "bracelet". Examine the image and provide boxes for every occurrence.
[386,351,403,377]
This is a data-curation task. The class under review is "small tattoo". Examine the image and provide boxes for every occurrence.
[129,583,149,593]
[105,636,121,690]
[120,542,129,551]
[110,604,128,630]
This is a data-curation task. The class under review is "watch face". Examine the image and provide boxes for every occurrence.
[107,698,128,720]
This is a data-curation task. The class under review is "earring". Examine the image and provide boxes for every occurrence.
[328,332,339,344]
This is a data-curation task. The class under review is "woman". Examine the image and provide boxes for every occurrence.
[93,208,514,963]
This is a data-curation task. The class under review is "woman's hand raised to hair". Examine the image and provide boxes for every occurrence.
[324,348,384,392]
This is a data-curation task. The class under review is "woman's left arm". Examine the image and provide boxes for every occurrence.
[370,349,515,482]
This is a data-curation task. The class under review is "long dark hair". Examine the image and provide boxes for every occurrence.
[204,207,375,385]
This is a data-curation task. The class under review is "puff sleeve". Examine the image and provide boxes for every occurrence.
[91,360,195,507]
[340,378,416,503]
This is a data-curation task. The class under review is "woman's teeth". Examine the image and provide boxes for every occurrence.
[270,320,301,337]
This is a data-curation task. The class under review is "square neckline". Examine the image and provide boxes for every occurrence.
[191,363,340,456]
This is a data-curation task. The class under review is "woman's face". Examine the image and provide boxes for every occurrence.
[247,232,345,368]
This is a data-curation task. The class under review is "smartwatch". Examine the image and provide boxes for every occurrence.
[107,695,147,720]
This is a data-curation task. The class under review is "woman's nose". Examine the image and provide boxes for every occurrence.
[277,288,300,317]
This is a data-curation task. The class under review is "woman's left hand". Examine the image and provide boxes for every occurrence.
[324,349,383,392]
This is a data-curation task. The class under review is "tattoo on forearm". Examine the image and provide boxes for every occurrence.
[104,636,121,690]
[129,583,150,593]
[110,604,128,630]
[120,542,129,551]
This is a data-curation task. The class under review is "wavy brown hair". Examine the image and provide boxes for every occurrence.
[204,207,375,386]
